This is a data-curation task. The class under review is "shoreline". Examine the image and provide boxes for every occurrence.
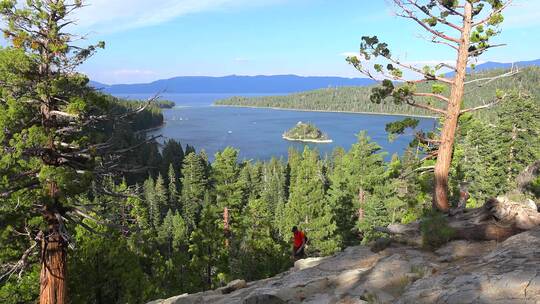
[212,104,437,119]
[135,123,165,134]
[282,135,333,144]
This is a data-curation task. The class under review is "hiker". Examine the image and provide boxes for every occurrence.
[291,226,307,259]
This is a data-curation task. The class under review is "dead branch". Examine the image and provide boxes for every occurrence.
[516,160,540,193]
[0,227,39,283]
[465,65,519,87]
[412,92,449,103]
[460,94,506,114]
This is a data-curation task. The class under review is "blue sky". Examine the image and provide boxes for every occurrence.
[64,0,540,84]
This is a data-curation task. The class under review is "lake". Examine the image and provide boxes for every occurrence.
[112,93,436,161]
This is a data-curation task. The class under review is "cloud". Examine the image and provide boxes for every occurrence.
[72,0,285,33]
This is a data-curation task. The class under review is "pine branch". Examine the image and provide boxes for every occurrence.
[468,43,507,57]
[394,0,461,44]
[435,1,464,17]
[472,0,513,27]
[407,0,463,32]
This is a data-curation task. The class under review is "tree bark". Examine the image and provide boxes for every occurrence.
[39,210,67,304]
[433,2,473,212]
[377,196,540,244]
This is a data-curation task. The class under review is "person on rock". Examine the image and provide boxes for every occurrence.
[291,226,307,260]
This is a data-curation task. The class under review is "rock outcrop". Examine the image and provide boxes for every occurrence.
[148,227,540,304]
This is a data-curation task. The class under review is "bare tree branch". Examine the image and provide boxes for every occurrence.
[460,94,507,114]
[0,228,39,283]
[465,65,519,88]
[412,92,449,103]
[430,37,459,51]
[406,99,447,115]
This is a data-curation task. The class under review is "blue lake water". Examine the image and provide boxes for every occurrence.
[113,93,436,161]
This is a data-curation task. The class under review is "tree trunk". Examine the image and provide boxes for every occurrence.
[39,211,67,304]
[377,196,540,245]
[433,2,473,212]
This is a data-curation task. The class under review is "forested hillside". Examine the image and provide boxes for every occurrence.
[4,94,539,302]
[216,67,540,120]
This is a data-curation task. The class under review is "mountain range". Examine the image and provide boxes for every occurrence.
[90,59,540,94]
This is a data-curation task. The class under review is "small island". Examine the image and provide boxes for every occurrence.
[282,122,333,143]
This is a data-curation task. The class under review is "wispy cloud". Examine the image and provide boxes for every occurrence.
[72,0,286,33]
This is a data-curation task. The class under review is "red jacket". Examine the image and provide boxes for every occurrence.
[293,231,305,248]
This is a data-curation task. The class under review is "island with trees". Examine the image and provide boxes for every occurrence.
[282,122,332,143]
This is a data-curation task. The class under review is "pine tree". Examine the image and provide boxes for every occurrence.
[326,149,356,245]
[184,144,196,156]
[0,1,118,301]
[283,147,339,256]
[143,177,157,231]
[358,184,392,243]
[234,198,289,280]
[347,0,515,211]
[161,139,184,178]
[167,164,180,211]
[153,174,168,229]
[180,153,209,232]
[261,158,288,222]
[212,147,244,226]
[158,209,189,295]
[347,131,387,193]
[461,93,540,202]
[188,193,228,290]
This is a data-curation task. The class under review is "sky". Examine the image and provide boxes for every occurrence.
[24,0,540,84]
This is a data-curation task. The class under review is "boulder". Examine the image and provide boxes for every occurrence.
[294,257,327,270]
[219,279,247,294]
[397,227,540,304]
[148,228,540,304]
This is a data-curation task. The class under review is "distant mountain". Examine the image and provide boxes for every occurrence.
[473,59,540,71]
[89,75,376,94]
[90,59,540,94]
[89,80,109,90]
